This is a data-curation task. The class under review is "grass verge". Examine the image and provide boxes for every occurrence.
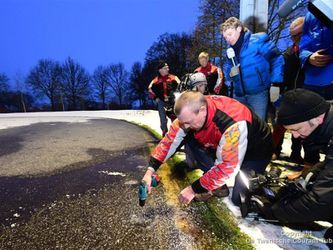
[133,121,254,249]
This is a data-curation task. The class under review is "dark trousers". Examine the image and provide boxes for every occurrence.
[156,99,168,135]
[303,84,333,101]
[156,99,176,135]
[184,135,270,206]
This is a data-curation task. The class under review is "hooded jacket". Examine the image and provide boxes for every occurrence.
[225,31,284,97]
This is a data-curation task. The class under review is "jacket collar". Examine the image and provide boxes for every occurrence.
[306,106,333,141]
[242,30,251,48]
[158,74,170,82]
[231,30,245,54]
[201,62,212,71]
[199,97,215,131]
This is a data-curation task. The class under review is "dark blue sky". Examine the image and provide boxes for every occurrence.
[0,0,200,82]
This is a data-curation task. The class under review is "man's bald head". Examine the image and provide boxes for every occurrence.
[174,91,207,116]
[174,91,208,131]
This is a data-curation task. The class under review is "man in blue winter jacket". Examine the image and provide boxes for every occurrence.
[299,12,333,100]
[220,17,284,120]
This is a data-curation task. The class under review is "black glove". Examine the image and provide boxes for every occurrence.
[301,161,323,180]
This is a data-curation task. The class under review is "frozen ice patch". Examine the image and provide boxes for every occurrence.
[130,214,153,227]
[124,180,138,185]
[98,170,126,177]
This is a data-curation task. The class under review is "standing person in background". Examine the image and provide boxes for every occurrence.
[272,17,305,163]
[194,52,227,96]
[148,61,180,136]
[284,17,305,91]
[296,11,333,165]
[187,72,208,95]
[220,17,284,121]
[300,12,333,101]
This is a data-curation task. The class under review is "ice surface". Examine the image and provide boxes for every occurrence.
[1,110,330,249]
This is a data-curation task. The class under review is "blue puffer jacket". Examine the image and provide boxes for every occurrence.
[300,12,333,86]
[225,31,284,97]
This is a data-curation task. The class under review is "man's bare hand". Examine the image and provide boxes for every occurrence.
[287,163,313,180]
[178,186,196,205]
[142,169,154,193]
[229,65,240,77]
[309,49,332,67]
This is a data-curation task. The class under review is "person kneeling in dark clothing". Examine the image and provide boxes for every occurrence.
[264,89,333,248]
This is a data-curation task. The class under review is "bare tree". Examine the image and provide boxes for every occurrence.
[14,71,27,112]
[92,65,109,109]
[26,59,62,111]
[105,63,128,106]
[129,62,148,108]
[144,33,193,77]
[189,0,239,68]
[267,0,306,45]
[0,73,9,93]
[61,57,90,110]
[0,73,9,111]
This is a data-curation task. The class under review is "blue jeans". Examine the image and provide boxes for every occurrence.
[184,135,270,206]
[155,99,168,134]
[235,90,269,120]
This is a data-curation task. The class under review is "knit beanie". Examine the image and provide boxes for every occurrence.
[157,61,168,70]
[189,72,207,88]
[277,88,330,125]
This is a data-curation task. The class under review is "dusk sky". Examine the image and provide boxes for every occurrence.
[0,0,200,83]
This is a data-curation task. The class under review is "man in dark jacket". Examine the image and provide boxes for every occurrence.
[283,17,305,91]
[148,61,180,136]
[272,89,333,246]
[141,91,272,206]
[272,17,305,163]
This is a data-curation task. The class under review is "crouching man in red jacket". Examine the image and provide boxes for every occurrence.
[142,91,273,205]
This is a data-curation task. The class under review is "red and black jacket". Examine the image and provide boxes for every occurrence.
[148,74,180,101]
[149,95,272,193]
[195,62,224,95]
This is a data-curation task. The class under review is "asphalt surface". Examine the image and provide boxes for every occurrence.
[0,118,202,249]
[0,118,152,176]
